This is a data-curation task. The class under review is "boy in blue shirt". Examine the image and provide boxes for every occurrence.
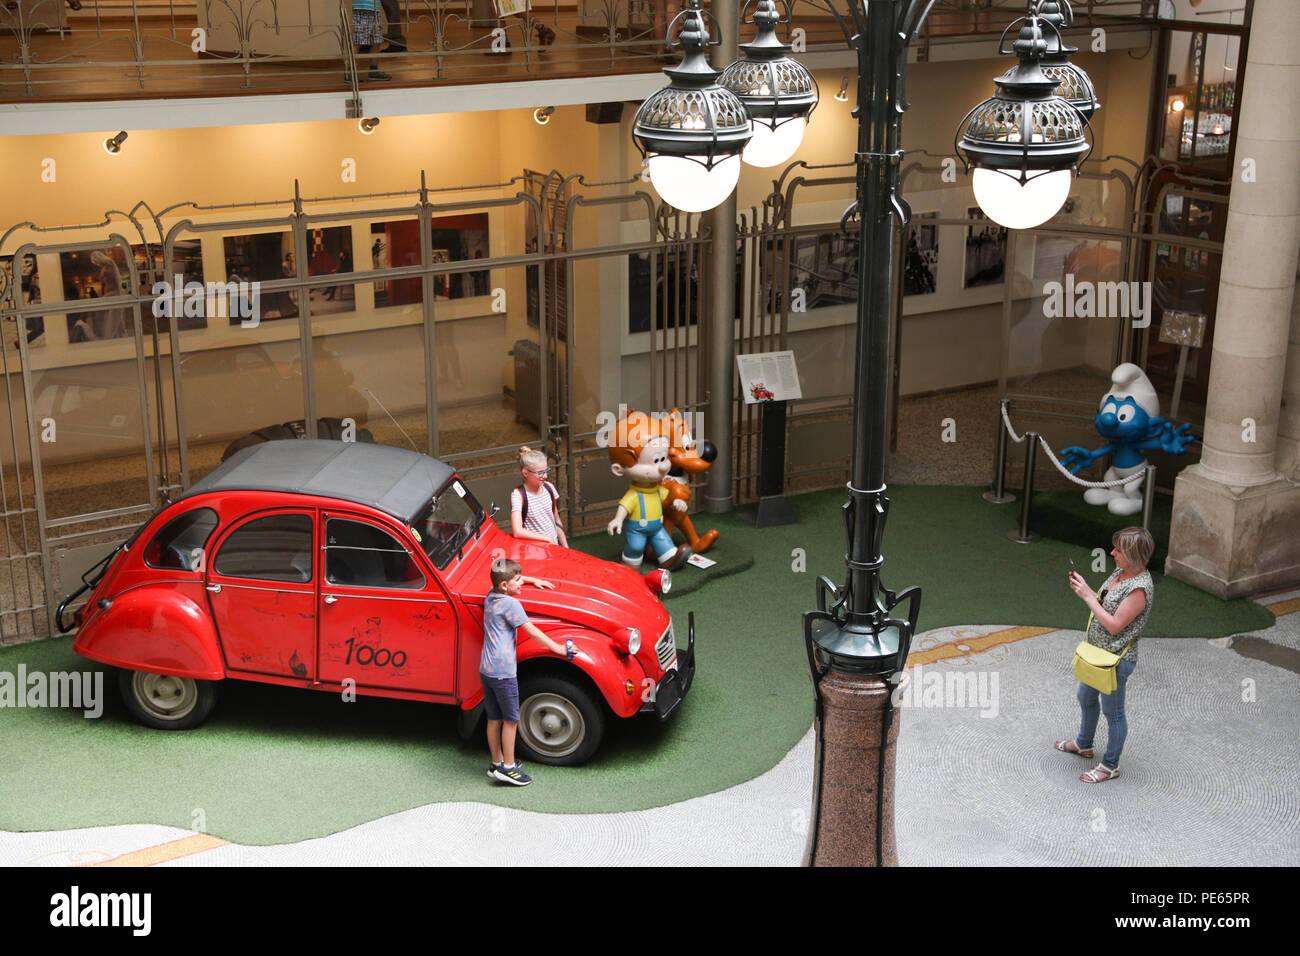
[481,558,574,786]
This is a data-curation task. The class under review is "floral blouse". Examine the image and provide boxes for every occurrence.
[1085,569,1153,663]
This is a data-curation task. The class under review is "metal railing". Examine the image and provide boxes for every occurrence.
[0,0,1156,101]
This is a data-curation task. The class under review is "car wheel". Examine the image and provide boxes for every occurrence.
[516,674,605,766]
[118,669,218,730]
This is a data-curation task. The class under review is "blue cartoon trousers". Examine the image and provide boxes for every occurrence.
[622,516,675,562]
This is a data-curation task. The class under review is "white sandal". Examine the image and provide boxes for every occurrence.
[1053,739,1094,758]
[1080,763,1119,783]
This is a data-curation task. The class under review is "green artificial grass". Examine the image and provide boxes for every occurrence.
[0,485,1272,844]
[570,530,754,597]
[1031,489,1174,572]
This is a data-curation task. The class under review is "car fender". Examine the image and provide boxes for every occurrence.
[517,625,647,719]
[73,582,226,680]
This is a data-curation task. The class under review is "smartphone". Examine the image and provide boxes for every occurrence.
[1068,558,1077,575]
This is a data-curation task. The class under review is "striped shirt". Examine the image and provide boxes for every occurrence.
[510,481,559,544]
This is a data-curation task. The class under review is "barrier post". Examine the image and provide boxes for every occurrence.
[983,398,1015,504]
[1006,432,1041,543]
[1141,464,1157,532]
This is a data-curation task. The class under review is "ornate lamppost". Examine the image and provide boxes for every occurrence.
[633,0,1097,866]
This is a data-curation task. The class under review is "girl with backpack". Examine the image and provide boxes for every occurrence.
[510,446,567,547]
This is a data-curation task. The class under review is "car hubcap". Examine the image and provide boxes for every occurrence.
[134,672,198,720]
[520,692,585,758]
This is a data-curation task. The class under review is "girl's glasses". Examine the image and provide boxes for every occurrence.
[526,468,549,477]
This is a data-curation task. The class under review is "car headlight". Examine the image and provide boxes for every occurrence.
[645,568,672,595]
[614,627,641,655]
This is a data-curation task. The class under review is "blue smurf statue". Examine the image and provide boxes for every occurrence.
[1059,363,1195,516]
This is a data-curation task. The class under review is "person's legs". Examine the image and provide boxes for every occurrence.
[482,674,504,766]
[501,720,518,768]
[485,718,503,765]
[1100,659,1136,768]
[380,0,406,49]
[1076,680,1100,750]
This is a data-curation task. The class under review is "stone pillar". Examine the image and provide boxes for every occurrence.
[1166,0,1300,598]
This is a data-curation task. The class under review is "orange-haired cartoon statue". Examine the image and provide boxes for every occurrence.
[657,408,719,555]
[606,410,692,571]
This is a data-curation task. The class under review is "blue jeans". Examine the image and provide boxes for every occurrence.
[1076,658,1136,768]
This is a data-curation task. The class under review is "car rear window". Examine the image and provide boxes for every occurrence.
[214,513,314,583]
[144,508,219,572]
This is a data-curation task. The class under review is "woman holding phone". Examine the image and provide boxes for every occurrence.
[1054,526,1155,783]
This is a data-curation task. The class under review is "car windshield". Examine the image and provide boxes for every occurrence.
[410,477,485,570]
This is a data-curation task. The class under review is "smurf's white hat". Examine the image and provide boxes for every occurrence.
[1103,363,1160,418]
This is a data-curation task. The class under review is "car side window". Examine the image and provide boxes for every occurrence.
[144,507,219,571]
[324,517,425,590]
[213,513,314,583]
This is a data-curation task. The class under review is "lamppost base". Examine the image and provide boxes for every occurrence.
[1006,529,1041,543]
[804,668,899,867]
[982,489,1016,504]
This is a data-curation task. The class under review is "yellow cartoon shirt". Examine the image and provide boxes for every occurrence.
[619,483,668,522]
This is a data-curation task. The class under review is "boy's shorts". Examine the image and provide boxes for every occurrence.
[480,674,520,723]
[352,10,382,46]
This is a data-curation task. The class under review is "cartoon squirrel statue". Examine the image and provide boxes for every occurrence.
[657,409,719,555]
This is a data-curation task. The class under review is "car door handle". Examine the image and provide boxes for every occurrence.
[323,594,338,604]
[206,584,221,593]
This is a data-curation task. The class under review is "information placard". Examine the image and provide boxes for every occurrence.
[736,350,802,405]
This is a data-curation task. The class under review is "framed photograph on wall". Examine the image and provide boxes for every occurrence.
[628,244,701,335]
[305,226,355,315]
[429,213,491,300]
[794,231,858,309]
[134,239,205,333]
[60,246,133,343]
[903,211,939,296]
[964,206,1008,288]
[372,214,491,308]
[1,253,44,347]
[223,230,298,322]
[371,220,422,308]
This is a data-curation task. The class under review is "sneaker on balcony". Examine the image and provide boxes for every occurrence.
[366,67,392,81]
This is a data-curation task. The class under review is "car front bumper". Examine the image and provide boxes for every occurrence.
[643,611,696,721]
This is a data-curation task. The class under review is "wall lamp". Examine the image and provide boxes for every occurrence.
[103,131,128,155]
[358,117,381,134]
[534,106,555,126]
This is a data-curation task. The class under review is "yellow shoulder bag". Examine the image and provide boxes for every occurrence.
[1073,602,1135,695]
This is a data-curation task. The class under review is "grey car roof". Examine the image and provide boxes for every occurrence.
[174,440,456,523]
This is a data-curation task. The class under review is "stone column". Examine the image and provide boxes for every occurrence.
[1167,0,1300,598]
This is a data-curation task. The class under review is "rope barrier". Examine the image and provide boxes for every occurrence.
[999,402,1146,491]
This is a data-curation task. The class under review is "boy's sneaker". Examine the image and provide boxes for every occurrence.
[487,761,503,780]
[366,67,392,81]
[492,763,532,786]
